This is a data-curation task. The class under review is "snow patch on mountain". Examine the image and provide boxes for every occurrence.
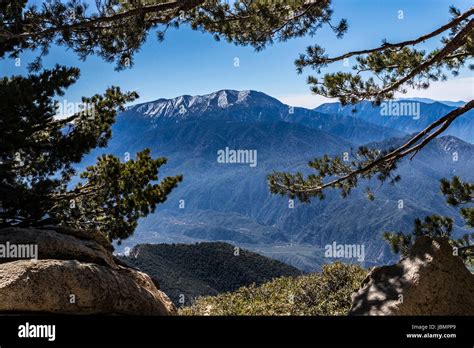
[129,90,264,120]
[437,136,463,153]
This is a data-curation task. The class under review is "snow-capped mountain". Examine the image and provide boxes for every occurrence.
[122,89,404,144]
[127,90,280,120]
[79,89,474,271]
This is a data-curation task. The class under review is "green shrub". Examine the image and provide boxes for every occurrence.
[179,262,367,316]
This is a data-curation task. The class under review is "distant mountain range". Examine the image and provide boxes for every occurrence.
[315,99,473,143]
[82,90,474,271]
[124,90,405,144]
[397,98,466,107]
[119,242,301,306]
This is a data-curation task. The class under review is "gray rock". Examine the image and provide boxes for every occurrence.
[0,259,176,315]
[40,225,113,251]
[0,227,116,268]
[0,227,175,315]
[349,237,474,315]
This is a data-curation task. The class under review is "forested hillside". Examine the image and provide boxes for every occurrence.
[119,242,302,306]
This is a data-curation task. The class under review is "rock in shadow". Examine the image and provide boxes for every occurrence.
[349,236,474,315]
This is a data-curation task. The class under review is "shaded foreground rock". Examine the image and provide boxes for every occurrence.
[349,237,474,315]
[0,227,176,315]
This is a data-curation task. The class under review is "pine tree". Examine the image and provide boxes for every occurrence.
[0,0,345,242]
[0,0,341,71]
[263,5,473,264]
[268,6,473,200]
[0,66,182,243]
[1,1,472,245]
[383,177,474,265]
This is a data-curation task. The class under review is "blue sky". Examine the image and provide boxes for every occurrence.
[1,0,473,107]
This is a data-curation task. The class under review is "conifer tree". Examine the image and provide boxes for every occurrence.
[0,66,182,242]
[1,1,472,245]
[265,5,473,260]
[268,6,473,200]
[0,0,341,242]
[383,177,474,265]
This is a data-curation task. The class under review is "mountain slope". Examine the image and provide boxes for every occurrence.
[315,100,474,143]
[119,242,302,306]
[123,89,405,144]
[399,98,466,107]
[83,90,474,271]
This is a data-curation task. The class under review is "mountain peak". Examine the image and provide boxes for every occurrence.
[128,89,281,120]
[436,135,471,152]
[203,89,253,108]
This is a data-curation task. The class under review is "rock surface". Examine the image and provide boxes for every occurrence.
[0,259,176,315]
[0,227,116,268]
[349,237,474,315]
[0,227,176,315]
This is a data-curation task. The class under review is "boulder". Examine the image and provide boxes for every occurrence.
[0,259,176,315]
[0,227,176,315]
[0,227,116,268]
[349,237,474,315]
[40,225,113,251]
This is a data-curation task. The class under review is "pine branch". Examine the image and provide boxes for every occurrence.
[302,7,474,67]
[271,99,474,196]
[0,0,205,41]
[375,19,473,98]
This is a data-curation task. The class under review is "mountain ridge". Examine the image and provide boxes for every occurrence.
[121,89,405,145]
[81,89,474,271]
[127,90,281,119]
[119,241,302,306]
[315,99,473,143]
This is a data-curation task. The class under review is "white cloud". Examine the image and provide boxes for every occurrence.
[276,77,473,108]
